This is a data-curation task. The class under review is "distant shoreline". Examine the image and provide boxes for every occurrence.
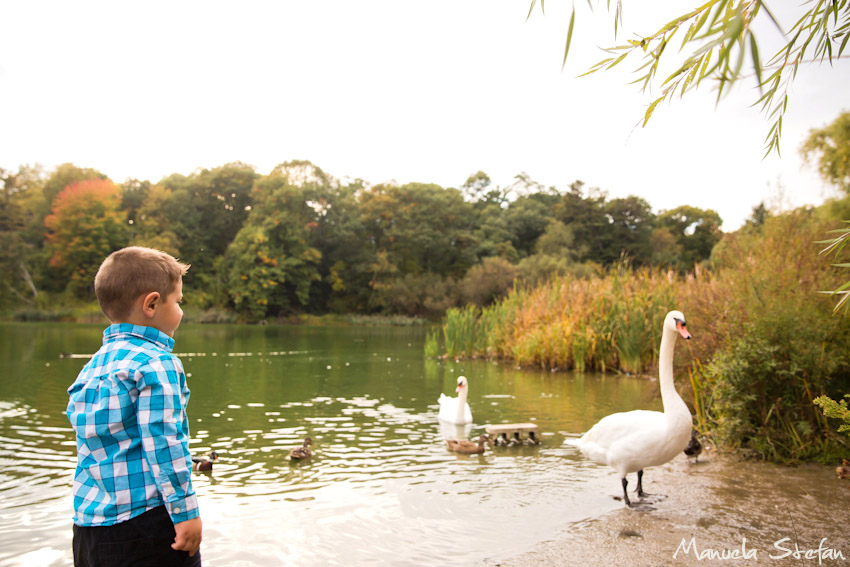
[1,309,433,327]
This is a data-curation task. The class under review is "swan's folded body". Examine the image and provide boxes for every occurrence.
[438,376,473,424]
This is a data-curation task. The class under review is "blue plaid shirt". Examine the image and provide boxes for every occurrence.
[67,324,199,527]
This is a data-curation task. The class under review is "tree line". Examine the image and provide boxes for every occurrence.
[1,160,725,320]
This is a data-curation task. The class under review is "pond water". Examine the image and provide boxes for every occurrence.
[0,322,667,567]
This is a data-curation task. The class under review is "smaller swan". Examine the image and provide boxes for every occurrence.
[192,451,219,471]
[446,435,491,455]
[289,437,313,460]
[438,376,473,424]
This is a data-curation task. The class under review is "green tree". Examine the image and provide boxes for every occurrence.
[460,256,518,307]
[0,166,46,308]
[516,219,584,285]
[121,179,152,226]
[801,110,850,193]
[542,0,850,154]
[603,195,655,265]
[43,179,127,298]
[657,205,723,269]
[129,184,182,258]
[649,226,684,267]
[553,181,609,263]
[461,170,494,203]
[360,182,478,277]
[159,162,257,288]
[223,161,323,319]
[301,176,374,314]
[473,204,520,262]
[356,181,479,314]
[504,192,561,258]
[746,201,770,228]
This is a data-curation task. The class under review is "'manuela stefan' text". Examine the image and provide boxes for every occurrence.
[674,537,845,564]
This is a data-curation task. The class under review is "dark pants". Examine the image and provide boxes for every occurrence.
[73,506,202,567]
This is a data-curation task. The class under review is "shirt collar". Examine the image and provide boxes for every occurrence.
[103,323,175,352]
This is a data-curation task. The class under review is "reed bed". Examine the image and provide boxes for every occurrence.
[439,264,677,374]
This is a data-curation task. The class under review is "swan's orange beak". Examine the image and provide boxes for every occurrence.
[456,383,463,393]
[676,320,691,340]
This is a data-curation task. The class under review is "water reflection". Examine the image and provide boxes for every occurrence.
[0,323,661,567]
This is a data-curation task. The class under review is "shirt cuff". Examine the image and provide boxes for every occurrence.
[164,493,200,524]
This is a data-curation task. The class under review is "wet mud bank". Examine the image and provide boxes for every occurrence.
[495,451,850,567]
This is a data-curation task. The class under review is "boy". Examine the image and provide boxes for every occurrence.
[67,246,202,567]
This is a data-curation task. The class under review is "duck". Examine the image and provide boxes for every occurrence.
[836,459,850,479]
[438,375,473,424]
[446,435,491,454]
[567,310,693,507]
[289,437,312,460]
[192,451,219,471]
[684,429,703,463]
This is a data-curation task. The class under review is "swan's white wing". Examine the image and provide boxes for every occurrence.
[570,410,665,470]
[437,394,473,424]
[462,402,472,424]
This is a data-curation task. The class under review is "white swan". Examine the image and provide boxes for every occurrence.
[438,375,473,424]
[567,310,693,507]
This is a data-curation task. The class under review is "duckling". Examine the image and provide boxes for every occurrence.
[684,429,703,463]
[493,433,510,447]
[289,437,313,460]
[192,451,219,471]
[446,435,492,455]
[836,459,850,479]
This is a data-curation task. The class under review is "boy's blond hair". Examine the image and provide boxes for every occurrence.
[95,246,190,321]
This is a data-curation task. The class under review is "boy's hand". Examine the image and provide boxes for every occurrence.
[172,516,203,556]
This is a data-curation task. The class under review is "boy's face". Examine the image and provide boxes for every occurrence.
[151,278,184,337]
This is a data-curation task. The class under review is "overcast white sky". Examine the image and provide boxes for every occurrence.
[1,1,848,230]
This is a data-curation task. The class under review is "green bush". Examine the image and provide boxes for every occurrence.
[687,211,850,461]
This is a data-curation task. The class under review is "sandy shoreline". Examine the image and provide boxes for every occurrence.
[493,451,850,567]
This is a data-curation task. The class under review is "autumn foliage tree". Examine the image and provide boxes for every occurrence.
[44,179,126,297]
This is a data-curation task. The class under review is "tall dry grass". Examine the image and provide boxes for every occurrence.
[441,262,677,374]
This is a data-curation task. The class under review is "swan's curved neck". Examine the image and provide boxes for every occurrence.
[658,327,687,416]
[456,385,468,423]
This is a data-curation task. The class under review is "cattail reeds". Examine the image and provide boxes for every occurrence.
[438,262,679,373]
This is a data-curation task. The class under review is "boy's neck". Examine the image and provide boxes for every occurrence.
[111,318,165,332]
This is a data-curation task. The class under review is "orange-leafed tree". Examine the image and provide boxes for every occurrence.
[44,179,127,297]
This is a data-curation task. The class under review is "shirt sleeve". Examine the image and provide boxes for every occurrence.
[136,354,199,524]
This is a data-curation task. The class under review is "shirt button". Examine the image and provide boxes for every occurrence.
[174,507,181,514]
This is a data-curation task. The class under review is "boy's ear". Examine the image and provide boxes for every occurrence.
[141,291,160,318]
